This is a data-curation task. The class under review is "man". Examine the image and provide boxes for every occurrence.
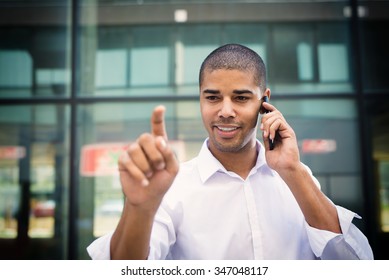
[87,44,373,260]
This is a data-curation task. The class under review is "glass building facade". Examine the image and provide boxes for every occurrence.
[0,0,388,259]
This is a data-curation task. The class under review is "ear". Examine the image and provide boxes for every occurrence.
[259,88,271,114]
[264,88,271,100]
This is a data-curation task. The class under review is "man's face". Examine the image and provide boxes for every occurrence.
[200,68,263,155]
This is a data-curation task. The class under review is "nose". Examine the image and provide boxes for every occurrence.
[218,100,236,119]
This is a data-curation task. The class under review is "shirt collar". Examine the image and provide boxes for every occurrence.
[197,138,267,184]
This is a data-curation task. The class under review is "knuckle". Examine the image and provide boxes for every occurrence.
[138,133,152,143]
[150,154,164,166]
[118,153,128,169]
[127,142,141,156]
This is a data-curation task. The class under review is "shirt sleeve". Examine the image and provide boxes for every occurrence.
[86,231,114,260]
[304,205,374,260]
[86,205,176,260]
[147,203,177,260]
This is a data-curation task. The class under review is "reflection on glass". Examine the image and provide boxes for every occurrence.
[0,26,71,98]
[369,99,389,233]
[83,21,354,97]
[0,51,32,88]
[0,149,21,238]
[297,43,313,81]
[0,105,68,241]
[271,23,352,94]
[379,161,389,232]
[95,49,127,88]
[28,143,56,238]
[318,44,349,82]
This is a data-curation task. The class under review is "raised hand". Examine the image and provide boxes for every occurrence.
[118,105,179,211]
[260,101,300,173]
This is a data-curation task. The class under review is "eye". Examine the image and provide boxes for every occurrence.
[205,95,219,101]
[236,95,249,102]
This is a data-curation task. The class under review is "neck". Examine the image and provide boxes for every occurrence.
[209,140,258,179]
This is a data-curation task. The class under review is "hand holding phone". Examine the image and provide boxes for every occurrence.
[261,96,275,150]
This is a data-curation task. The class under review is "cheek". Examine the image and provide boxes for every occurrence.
[200,106,211,127]
[200,104,215,120]
[247,110,260,127]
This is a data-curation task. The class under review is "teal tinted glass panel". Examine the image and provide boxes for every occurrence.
[0,105,69,259]
[271,23,352,94]
[130,26,171,87]
[0,9,71,98]
[81,19,354,97]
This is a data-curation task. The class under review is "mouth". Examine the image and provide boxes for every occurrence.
[213,124,240,138]
[216,126,239,132]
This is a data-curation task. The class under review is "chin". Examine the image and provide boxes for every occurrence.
[212,139,244,153]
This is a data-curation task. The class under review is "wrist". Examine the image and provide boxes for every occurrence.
[124,197,162,217]
[277,162,307,182]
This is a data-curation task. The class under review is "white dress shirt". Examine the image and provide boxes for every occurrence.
[87,139,373,260]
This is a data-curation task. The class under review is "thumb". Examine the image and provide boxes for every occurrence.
[151,105,167,139]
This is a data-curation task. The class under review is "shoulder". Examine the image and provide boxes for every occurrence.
[176,156,199,178]
[166,156,201,192]
[161,156,201,209]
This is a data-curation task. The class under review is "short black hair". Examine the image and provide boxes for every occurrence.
[199,44,267,92]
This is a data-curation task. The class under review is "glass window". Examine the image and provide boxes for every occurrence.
[360,20,389,92]
[81,21,355,97]
[0,105,69,258]
[318,44,349,82]
[379,161,389,232]
[0,27,71,98]
[270,23,353,94]
[130,26,171,87]
[95,49,127,88]
[84,23,271,97]
[365,98,389,232]
[297,42,314,81]
[0,50,32,88]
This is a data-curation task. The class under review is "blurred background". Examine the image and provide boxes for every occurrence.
[0,0,388,260]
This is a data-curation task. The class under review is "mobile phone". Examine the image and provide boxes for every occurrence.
[261,96,275,150]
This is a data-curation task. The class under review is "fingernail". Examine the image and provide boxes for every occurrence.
[141,179,149,187]
[159,138,167,149]
[157,162,165,170]
[260,123,264,130]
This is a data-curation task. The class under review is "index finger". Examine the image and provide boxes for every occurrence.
[151,105,167,139]
[261,101,276,113]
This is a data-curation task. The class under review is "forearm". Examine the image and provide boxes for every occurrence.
[110,199,157,260]
[278,163,341,234]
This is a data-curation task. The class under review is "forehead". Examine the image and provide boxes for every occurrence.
[201,68,257,87]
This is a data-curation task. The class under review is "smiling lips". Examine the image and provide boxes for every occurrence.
[214,125,240,138]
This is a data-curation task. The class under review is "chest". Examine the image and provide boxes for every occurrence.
[169,176,311,259]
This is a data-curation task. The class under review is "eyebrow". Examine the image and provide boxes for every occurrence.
[233,89,254,95]
[202,89,220,95]
[202,89,254,95]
